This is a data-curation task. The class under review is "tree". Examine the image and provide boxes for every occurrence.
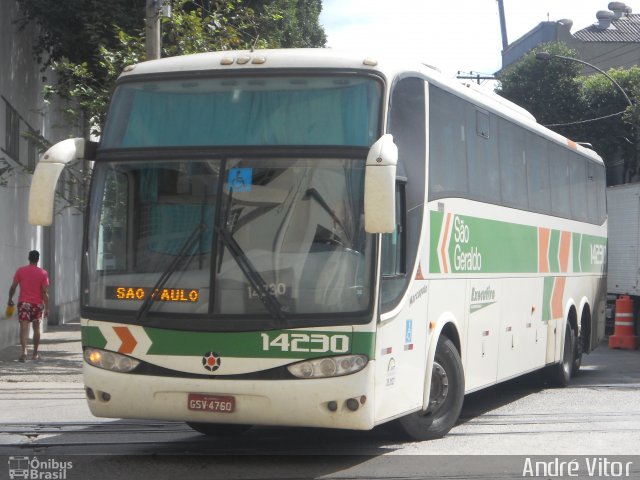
[9,0,327,211]
[581,67,640,182]
[16,0,327,136]
[15,0,146,75]
[246,0,327,48]
[496,42,584,141]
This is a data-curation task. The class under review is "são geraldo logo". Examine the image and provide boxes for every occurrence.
[452,216,482,272]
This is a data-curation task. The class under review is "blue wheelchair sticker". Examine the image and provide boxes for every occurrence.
[405,319,413,344]
[227,167,253,193]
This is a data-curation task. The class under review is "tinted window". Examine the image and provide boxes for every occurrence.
[498,119,528,209]
[429,87,468,198]
[467,107,500,202]
[427,84,605,225]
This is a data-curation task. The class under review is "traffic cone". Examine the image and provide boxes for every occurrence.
[609,295,638,350]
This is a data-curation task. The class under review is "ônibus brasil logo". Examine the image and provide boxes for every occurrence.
[8,456,73,479]
[202,352,221,372]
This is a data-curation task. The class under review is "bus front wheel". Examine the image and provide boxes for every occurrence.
[186,422,252,437]
[395,336,464,440]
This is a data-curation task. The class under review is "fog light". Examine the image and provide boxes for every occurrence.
[100,391,111,402]
[85,387,95,400]
[327,401,338,412]
[346,398,359,411]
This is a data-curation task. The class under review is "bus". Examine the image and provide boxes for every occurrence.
[29,49,607,440]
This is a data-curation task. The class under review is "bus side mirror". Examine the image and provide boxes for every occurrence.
[364,134,398,233]
[28,138,96,226]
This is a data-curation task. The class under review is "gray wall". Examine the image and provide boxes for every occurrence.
[0,0,84,350]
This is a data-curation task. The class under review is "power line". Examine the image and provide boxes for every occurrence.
[543,110,626,127]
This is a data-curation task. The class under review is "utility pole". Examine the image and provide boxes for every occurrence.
[146,0,161,60]
[457,71,495,85]
[497,0,508,50]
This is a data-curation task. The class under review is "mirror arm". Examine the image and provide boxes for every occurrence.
[28,138,92,226]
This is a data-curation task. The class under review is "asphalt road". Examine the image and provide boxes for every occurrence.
[1,321,639,479]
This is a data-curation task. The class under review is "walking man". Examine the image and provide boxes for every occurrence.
[7,250,49,362]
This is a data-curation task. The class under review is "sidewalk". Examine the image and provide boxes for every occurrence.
[0,321,96,426]
[0,320,83,384]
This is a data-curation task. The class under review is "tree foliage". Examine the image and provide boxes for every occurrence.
[496,43,584,140]
[10,0,326,212]
[15,0,146,70]
[496,42,640,184]
[16,0,327,136]
[581,67,640,182]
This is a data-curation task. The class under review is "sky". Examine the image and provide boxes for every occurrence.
[319,0,632,82]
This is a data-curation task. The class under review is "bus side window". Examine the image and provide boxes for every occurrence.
[97,169,129,272]
[380,181,407,305]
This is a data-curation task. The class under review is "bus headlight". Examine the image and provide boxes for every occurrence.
[84,348,140,373]
[287,355,368,378]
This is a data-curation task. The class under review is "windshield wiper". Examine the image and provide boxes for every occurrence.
[216,182,285,322]
[215,225,286,322]
[136,223,205,322]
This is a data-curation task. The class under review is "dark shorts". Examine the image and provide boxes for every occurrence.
[17,302,44,322]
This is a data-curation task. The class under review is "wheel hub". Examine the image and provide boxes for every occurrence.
[429,361,449,413]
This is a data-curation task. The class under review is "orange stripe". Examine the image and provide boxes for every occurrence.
[415,262,425,280]
[538,227,550,273]
[113,326,137,354]
[440,214,452,274]
[551,277,566,320]
[559,231,571,273]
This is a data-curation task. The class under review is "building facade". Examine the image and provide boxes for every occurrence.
[1,0,84,350]
[502,2,640,71]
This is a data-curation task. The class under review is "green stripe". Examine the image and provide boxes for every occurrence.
[542,277,554,322]
[82,326,106,349]
[429,211,444,274]
[82,325,375,360]
[548,230,560,273]
[574,233,607,273]
[573,233,582,273]
[429,211,605,275]
[443,214,537,274]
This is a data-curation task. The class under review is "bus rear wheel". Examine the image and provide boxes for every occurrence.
[186,422,252,437]
[547,322,574,387]
[394,336,464,440]
[572,332,583,376]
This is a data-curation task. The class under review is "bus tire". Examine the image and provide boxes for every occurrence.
[395,336,464,440]
[572,331,583,376]
[186,422,252,437]
[547,322,574,387]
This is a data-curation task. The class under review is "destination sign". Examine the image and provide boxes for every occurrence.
[106,286,199,303]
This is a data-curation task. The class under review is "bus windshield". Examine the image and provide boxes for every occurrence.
[101,75,381,148]
[85,158,373,323]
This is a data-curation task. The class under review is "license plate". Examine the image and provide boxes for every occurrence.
[188,393,235,413]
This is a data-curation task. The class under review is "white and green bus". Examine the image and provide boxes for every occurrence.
[29,49,607,440]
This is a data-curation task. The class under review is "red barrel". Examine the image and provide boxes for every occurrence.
[609,295,638,350]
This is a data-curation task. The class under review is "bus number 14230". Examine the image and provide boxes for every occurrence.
[260,333,349,353]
